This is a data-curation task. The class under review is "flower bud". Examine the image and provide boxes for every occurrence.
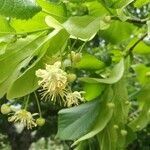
[107,102,115,108]
[113,125,119,129]
[36,118,45,127]
[147,109,150,116]
[136,125,140,130]
[1,104,11,114]
[146,72,150,77]
[71,51,82,63]
[67,73,77,82]
[125,101,130,105]
[63,59,71,67]
[143,128,147,132]
[128,117,133,121]
[103,16,111,23]
[121,130,127,136]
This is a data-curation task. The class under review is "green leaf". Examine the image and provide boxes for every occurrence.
[129,87,150,131]
[0,15,14,35]
[0,33,43,84]
[83,83,105,101]
[85,1,110,16]
[97,125,116,150]
[75,53,105,70]
[133,64,150,86]
[97,79,130,150]
[111,79,129,124]
[0,33,46,98]
[7,29,69,99]
[101,0,134,8]
[126,38,150,55]
[57,100,101,140]
[73,87,113,146]
[0,15,15,54]
[100,21,136,44]
[125,126,137,146]
[10,12,48,33]
[75,140,90,150]
[57,87,113,140]
[37,0,66,22]
[101,0,121,8]
[45,16,63,30]
[0,0,41,19]
[75,138,100,150]
[80,59,124,84]
[63,16,110,41]
[133,41,150,54]
[134,0,150,8]
[116,0,134,22]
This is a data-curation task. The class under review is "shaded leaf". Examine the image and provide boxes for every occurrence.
[133,64,150,86]
[57,87,113,140]
[75,53,105,70]
[73,87,113,146]
[97,78,130,150]
[100,21,136,44]
[129,86,150,131]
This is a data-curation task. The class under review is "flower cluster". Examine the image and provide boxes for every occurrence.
[36,61,84,107]
[8,109,38,129]
[36,61,68,103]
[65,91,84,107]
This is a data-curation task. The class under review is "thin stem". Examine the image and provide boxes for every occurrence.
[70,38,78,51]
[24,95,30,110]
[111,16,148,24]
[125,33,147,57]
[78,41,87,53]
[34,92,42,117]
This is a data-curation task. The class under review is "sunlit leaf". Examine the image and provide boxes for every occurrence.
[0,0,41,19]
[80,59,124,84]
[134,0,150,8]
[63,16,110,41]
[83,83,105,101]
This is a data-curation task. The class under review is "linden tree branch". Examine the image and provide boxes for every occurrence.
[125,33,147,58]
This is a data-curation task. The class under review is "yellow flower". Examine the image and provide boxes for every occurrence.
[8,110,38,129]
[36,61,68,102]
[65,91,84,107]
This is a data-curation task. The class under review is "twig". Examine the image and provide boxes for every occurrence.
[111,16,148,24]
[125,33,147,57]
